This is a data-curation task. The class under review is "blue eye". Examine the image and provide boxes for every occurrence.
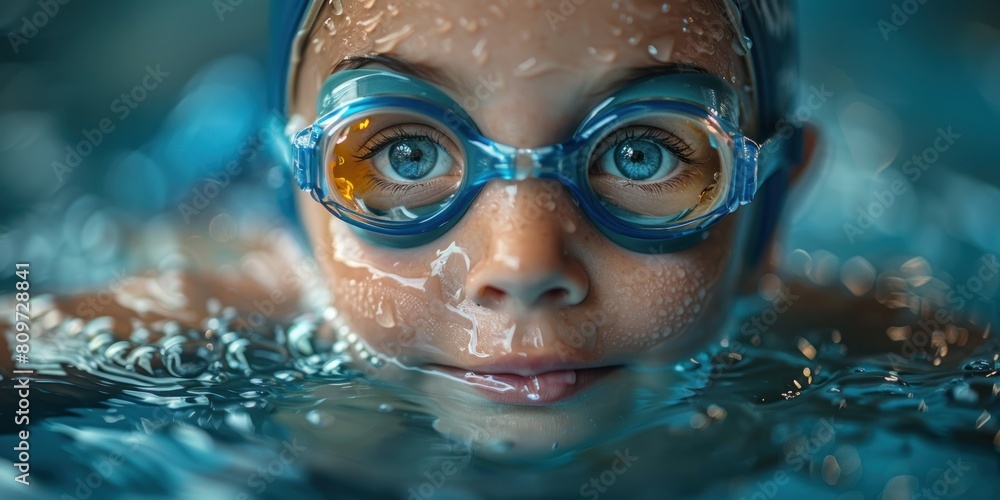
[614,140,669,180]
[388,138,438,179]
[366,131,454,183]
[598,137,680,182]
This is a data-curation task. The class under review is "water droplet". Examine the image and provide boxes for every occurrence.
[375,300,396,327]
[378,403,393,413]
[312,37,325,54]
[357,12,385,33]
[275,370,304,383]
[515,57,537,75]
[731,37,747,57]
[226,412,255,433]
[471,37,489,65]
[661,3,670,13]
[321,357,345,375]
[306,409,336,428]
[373,24,415,52]
[587,46,617,63]
[458,17,478,32]
[434,16,452,33]
[647,37,674,63]
[329,0,343,16]
[162,341,214,377]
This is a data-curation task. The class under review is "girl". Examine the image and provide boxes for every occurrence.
[270,0,809,454]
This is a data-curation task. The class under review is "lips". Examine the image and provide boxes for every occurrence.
[431,363,620,405]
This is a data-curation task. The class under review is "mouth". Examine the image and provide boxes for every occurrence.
[428,361,623,406]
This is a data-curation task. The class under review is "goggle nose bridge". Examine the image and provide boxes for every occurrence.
[484,142,582,182]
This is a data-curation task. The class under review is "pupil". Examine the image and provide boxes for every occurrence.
[614,139,661,181]
[389,138,437,180]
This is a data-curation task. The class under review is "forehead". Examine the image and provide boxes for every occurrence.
[293,0,751,137]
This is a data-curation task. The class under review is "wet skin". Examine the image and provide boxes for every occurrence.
[286,0,764,452]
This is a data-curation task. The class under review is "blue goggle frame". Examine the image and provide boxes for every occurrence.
[291,69,797,253]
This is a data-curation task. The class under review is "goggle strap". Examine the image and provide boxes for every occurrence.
[753,124,803,198]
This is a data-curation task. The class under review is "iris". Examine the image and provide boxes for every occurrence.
[614,140,666,180]
[389,138,437,179]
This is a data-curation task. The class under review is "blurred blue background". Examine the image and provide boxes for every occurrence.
[0,0,998,291]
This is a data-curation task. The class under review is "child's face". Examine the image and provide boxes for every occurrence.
[292,0,756,409]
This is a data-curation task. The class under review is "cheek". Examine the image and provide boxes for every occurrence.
[308,202,484,357]
[587,214,742,352]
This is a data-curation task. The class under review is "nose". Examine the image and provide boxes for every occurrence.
[466,181,589,312]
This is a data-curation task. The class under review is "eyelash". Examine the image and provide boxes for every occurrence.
[361,175,421,195]
[622,168,700,194]
[594,128,700,166]
[352,127,449,161]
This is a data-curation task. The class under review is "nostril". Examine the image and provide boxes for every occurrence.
[539,288,570,307]
[476,285,507,308]
[473,284,574,310]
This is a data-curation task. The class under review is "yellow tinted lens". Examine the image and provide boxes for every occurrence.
[325,111,464,221]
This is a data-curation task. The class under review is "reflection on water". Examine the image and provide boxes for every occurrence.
[2,285,998,499]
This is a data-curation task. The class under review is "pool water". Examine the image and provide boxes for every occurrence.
[1,287,998,499]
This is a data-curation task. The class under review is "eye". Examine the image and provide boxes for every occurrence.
[586,122,720,222]
[361,129,455,182]
[329,116,465,219]
[599,137,678,181]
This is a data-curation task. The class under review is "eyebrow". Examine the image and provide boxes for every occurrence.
[587,62,710,97]
[331,54,710,98]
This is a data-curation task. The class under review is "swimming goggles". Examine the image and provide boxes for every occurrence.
[291,68,798,252]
